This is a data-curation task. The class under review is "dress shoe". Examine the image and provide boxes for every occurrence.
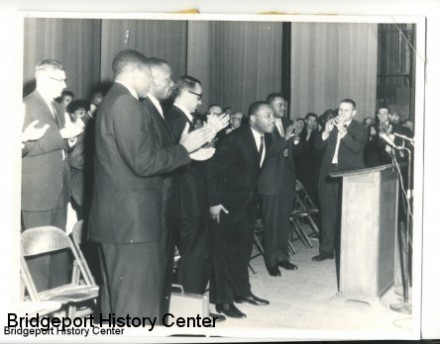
[267,266,281,276]
[278,261,298,270]
[215,303,246,318]
[312,252,335,261]
[209,312,226,322]
[235,293,270,306]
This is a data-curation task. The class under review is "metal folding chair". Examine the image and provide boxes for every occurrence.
[21,226,99,317]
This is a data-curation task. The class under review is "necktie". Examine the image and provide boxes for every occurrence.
[51,102,61,127]
[258,135,265,167]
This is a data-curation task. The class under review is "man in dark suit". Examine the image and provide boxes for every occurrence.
[89,50,214,319]
[22,59,83,290]
[165,75,213,298]
[258,93,303,276]
[313,98,367,261]
[296,112,320,205]
[208,101,293,318]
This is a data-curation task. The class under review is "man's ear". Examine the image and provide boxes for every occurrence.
[352,109,357,117]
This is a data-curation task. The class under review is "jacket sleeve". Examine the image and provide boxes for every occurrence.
[314,130,328,150]
[112,96,191,177]
[340,122,368,154]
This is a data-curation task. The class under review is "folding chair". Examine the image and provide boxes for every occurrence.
[249,219,266,274]
[21,226,99,317]
[70,220,96,286]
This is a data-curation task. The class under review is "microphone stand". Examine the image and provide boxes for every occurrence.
[390,144,413,314]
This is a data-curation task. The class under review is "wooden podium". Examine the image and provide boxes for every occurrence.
[330,164,399,305]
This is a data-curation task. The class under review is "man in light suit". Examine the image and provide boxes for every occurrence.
[89,50,214,319]
[313,98,367,261]
[258,93,303,276]
[22,59,82,290]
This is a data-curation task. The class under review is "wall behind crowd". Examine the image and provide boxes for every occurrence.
[23,18,376,120]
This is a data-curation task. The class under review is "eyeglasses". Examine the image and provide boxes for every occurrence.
[48,76,67,83]
[187,90,202,100]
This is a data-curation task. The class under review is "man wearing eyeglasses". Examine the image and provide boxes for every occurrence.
[165,76,222,317]
[21,59,83,290]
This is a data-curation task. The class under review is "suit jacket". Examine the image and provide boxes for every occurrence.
[22,90,69,211]
[165,105,208,219]
[296,128,320,184]
[314,119,367,182]
[258,117,302,195]
[89,84,190,244]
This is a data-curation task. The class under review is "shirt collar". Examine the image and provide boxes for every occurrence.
[173,102,193,123]
[250,126,264,146]
[147,93,163,115]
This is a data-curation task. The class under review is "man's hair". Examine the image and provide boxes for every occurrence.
[377,104,390,113]
[35,59,64,77]
[248,101,269,117]
[146,57,170,70]
[67,99,90,114]
[61,90,74,99]
[305,112,318,121]
[173,75,201,97]
[112,49,149,77]
[340,98,357,109]
[207,104,223,113]
[266,93,285,105]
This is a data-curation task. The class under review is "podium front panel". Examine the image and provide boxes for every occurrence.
[339,167,399,302]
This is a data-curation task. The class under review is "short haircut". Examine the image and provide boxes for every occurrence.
[340,98,357,109]
[147,57,170,70]
[305,112,318,121]
[112,49,149,77]
[248,101,269,117]
[377,104,390,113]
[174,75,201,97]
[266,93,285,105]
[67,99,90,114]
[35,59,64,77]
[61,90,74,99]
[207,104,223,113]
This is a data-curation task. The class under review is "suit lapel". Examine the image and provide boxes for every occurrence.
[145,97,175,146]
[244,126,260,169]
[33,91,60,128]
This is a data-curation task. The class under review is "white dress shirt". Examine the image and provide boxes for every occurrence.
[251,127,265,167]
[173,102,193,124]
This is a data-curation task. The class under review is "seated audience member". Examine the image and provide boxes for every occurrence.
[225,111,244,134]
[296,112,319,205]
[57,90,74,110]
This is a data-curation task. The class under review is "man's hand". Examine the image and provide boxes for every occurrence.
[60,123,83,139]
[207,113,230,133]
[209,204,229,224]
[22,120,49,142]
[334,116,347,136]
[293,119,304,136]
[324,118,335,135]
[179,122,216,153]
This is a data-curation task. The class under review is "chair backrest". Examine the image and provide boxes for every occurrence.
[71,220,84,245]
[21,226,73,257]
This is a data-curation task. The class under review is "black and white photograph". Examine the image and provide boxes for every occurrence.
[1,1,440,341]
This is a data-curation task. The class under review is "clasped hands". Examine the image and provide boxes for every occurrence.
[284,119,304,140]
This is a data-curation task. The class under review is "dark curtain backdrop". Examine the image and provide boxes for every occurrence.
[23,18,102,99]
[290,23,378,121]
[23,19,378,121]
[100,19,187,85]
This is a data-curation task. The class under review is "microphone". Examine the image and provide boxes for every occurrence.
[379,132,399,149]
[393,132,415,144]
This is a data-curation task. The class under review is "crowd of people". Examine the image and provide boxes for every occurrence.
[21,49,414,322]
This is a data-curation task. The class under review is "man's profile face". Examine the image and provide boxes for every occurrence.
[338,102,356,123]
[252,104,275,133]
[151,64,174,100]
[44,69,67,100]
[377,108,390,124]
[270,97,286,118]
[186,83,202,114]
